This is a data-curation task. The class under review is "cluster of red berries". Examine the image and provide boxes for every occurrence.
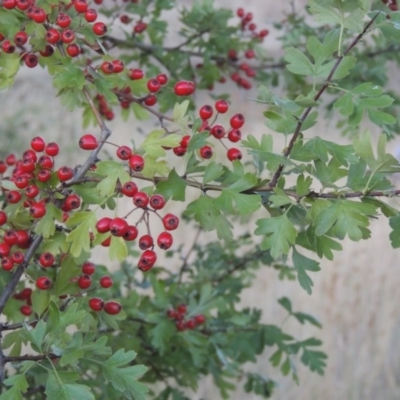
[236,7,269,39]
[170,98,244,162]
[119,13,147,35]
[13,287,33,316]
[381,0,398,11]
[0,0,109,65]
[166,304,206,332]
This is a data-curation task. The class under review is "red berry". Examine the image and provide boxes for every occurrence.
[210,125,225,139]
[2,41,15,54]
[2,257,14,271]
[99,275,113,288]
[40,45,55,58]
[0,243,11,258]
[120,15,130,24]
[30,202,46,219]
[37,169,52,182]
[6,191,22,204]
[245,49,255,59]
[129,154,145,172]
[227,129,241,142]
[186,319,196,329]
[149,194,166,210]
[36,276,52,290]
[133,191,149,208]
[156,73,168,85]
[61,30,75,44]
[45,28,60,44]
[116,145,132,160]
[144,94,157,106]
[100,61,114,74]
[31,136,45,152]
[237,7,244,17]
[74,0,88,13]
[25,185,40,198]
[16,230,30,248]
[180,135,190,148]
[24,54,38,69]
[157,232,173,250]
[134,21,147,33]
[230,113,245,129]
[121,181,138,197]
[15,0,28,10]
[57,166,73,181]
[166,309,178,319]
[2,0,16,9]
[84,8,97,22]
[14,175,30,189]
[103,301,121,315]
[0,161,5,174]
[45,142,59,156]
[93,22,107,36]
[138,249,157,271]
[32,8,47,23]
[227,148,242,161]
[174,80,195,96]
[82,261,95,275]
[176,320,186,331]
[39,252,55,267]
[177,304,187,314]
[162,214,179,231]
[0,211,8,225]
[66,43,80,57]
[89,297,103,311]
[20,305,32,316]
[23,149,37,162]
[200,145,213,159]
[147,78,161,93]
[21,158,35,172]
[79,134,98,150]
[78,274,92,289]
[194,314,206,324]
[64,194,81,210]
[215,99,229,114]
[38,155,54,170]
[101,236,111,247]
[259,29,269,38]
[109,218,129,237]
[56,13,71,28]
[139,234,153,250]
[128,68,144,80]
[123,225,138,241]
[112,59,124,73]
[173,146,187,156]
[199,105,213,120]
[11,251,24,264]
[96,217,112,233]
[14,31,28,46]
[6,154,16,165]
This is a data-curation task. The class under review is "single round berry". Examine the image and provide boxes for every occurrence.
[100,61,114,74]
[111,59,124,73]
[16,230,30,248]
[176,320,186,331]
[37,169,52,182]
[45,142,59,156]
[199,105,213,120]
[93,22,107,36]
[99,275,113,288]
[103,301,121,315]
[123,225,138,241]
[78,274,92,289]
[30,202,46,219]
[180,135,190,148]
[36,276,52,290]
[4,230,18,246]
[16,0,28,10]
[177,304,187,314]
[11,251,24,264]
[20,305,32,316]
[230,113,245,129]
[96,217,112,233]
[173,146,187,157]
[128,68,144,80]
[237,7,244,17]
[66,43,80,57]
[134,22,147,33]
[79,134,98,150]
[174,80,195,96]
[57,166,73,181]
[156,73,168,85]
[89,297,104,311]
[215,99,229,114]
[25,185,40,198]
[2,257,14,271]
[0,211,7,225]
[227,148,242,161]
[133,191,149,208]
[23,149,37,162]
[46,28,61,44]
[64,194,81,210]
[138,249,157,271]
[144,94,157,106]
[32,8,47,23]
[24,54,39,69]
[139,234,153,250]
[129,154,145,172]
[166,309,178,319]
[6,190,22,204]
[56,13,71,28]
[121,181,138,197]
[157,232,173,250]
[82,261,95,275]
[147,78,161,93]
[228,129,241,142]
[39,252,55,268]
[2,0,16,9]
[2,41,15,54]
[31,136,46,152]
[186,319,196,330]
[14,31,28,46]
[116,145,132,160]
[61,30,75,44]
[109,218,129,237]
[162,214,179,231]
[211,125,225,139]
[74,0,88,13]
[194,314,206,324]
[84,8,97,22]
[149,194,166,210]
[0,243,11,258]
[199,145,213,159]
[14,175,30,189]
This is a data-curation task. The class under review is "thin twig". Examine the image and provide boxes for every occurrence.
[177,226,202,284]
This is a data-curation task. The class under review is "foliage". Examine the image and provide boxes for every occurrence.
[1,0,400,399]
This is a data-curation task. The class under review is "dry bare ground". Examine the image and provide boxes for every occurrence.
[2,1,400,399]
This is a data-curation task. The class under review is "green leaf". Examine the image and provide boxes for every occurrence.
[141,155,170,178]
[0,374,28,400]
[96,161,131,198]
[150,320,176,355]
[34,204,63,239]
[203,162,224,184]
[187,132,209,152]
[45,372,95,400]
[172,100,190,123]
[255,214,297,259]
[0,52,20,89]
[155,169,187,201]
[109,236,128,262]
[22,320,47,353]
[31,289,50,317]
[389,215,400,249]
[300,345,327,375]
[90,349,148,400]
[141,130,181,158]
[292,248,320,295]
[65,211,97,258]
[284,47,314,76]
[53,63,86,90]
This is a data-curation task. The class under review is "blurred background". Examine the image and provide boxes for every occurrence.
[2,0,400,399]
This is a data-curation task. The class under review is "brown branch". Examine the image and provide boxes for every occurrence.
[268,12,381,188]
[3,353,59,363]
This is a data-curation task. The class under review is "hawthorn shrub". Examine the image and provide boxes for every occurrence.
[1,0,400,399]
